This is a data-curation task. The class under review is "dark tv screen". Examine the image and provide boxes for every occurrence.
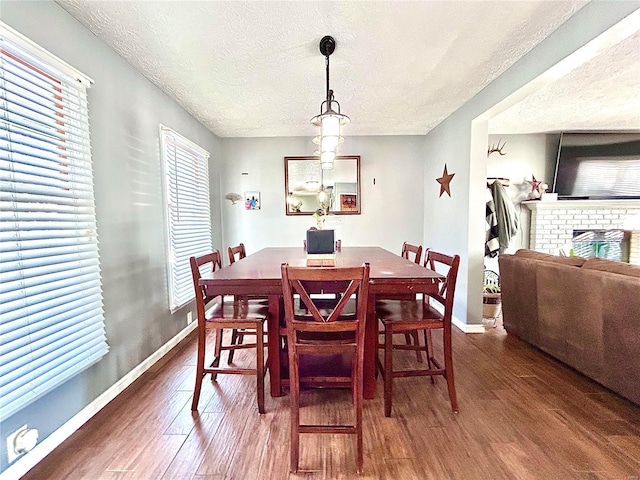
[553,133,640,199]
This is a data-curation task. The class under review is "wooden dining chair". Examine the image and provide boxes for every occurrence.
[378,242,425,360]
[190,251,268,413]
[376,250,460,416]
[227,242,269,363]
[401,241,423,264]
[227,242,247,264]
[281,263,370,474]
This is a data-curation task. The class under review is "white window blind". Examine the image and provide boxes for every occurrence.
[160,126,211,312]
[0,26,108,421]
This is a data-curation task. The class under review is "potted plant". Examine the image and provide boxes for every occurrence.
[482,283,502,319]
[312,206,328,230]
[482,269,501,319]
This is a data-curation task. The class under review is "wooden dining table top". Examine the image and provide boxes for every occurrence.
[199,246,445,292]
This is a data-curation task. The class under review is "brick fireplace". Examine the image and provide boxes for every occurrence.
[524,200,640,265]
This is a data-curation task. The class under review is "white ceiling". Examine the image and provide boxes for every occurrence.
[56,0,639,138]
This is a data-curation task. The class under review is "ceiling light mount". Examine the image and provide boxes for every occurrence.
[319,35,335,57]
[311,35,349,170]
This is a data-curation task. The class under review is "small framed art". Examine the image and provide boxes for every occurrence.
[244,191,261,210]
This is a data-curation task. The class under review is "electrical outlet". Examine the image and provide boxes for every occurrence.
[7,425,38,463]
[186,311,193,325]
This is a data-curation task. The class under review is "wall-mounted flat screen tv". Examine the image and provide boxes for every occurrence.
[553,132,640,200]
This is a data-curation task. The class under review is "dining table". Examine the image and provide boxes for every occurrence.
[198,246,445,399]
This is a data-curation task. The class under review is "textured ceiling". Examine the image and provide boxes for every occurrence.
[55,0,638,138]
[490,29,640,134]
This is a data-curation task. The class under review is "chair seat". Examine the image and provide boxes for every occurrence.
[376,299,444,331]
[204,299,268,322]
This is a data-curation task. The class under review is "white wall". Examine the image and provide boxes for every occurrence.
[424,2,639,329]
[219,135,425,257]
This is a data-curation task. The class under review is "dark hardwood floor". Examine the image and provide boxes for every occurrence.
[22,320,640,479]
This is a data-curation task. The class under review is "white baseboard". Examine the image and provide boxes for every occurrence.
[1,322,197,480]
[428,298,485,334]
[452,316,485,333]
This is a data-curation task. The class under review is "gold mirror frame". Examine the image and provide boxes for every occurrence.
[284,156,361,216]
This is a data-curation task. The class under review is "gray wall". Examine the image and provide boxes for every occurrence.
[220,135,425,256]
[0,0,222,473]
[423,1,639,328]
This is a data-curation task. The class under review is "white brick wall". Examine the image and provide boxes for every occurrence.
[524,200,640,265]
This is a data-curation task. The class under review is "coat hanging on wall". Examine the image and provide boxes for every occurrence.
[436,164,455,197]
[485,188,500,257]
[489,181,519,253]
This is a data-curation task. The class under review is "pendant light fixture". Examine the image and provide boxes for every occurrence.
[311,35,349,170]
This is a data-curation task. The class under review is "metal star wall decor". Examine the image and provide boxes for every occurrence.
[527,174,544,199]
[527,174,542,193]
[436,164,455,197]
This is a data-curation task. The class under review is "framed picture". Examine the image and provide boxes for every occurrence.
[340,194,358,212]
[244,191,261,210]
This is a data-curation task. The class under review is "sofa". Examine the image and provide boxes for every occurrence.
[498,249,640,406]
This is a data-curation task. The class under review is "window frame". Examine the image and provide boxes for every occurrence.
[159,125,212,312]
[0,23,107,422]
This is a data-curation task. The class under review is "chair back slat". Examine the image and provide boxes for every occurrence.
[282,264,370,340]
[292,278,359,324]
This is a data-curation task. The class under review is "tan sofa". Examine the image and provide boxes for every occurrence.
[498,249,640,406]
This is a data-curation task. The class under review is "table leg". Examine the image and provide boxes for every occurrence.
[364,292,377,399]
[268,294,283,397]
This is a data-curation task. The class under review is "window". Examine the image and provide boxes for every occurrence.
[0,24,108,420]
[160,126,211,311]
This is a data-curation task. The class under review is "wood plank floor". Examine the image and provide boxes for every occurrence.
[22,321,640,479]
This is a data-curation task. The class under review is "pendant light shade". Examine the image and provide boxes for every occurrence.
[311,36,349,170]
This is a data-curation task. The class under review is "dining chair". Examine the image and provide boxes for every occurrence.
[377,242,425,361]
[227,242,247,264]
[376,250,460,416]
[227,242,269,364]
[281,262,370,474]
[190,251,268,413]
[401,241,423,264]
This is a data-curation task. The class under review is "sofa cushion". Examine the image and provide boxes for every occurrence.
[514,249,586,267]
[582,258,640,278]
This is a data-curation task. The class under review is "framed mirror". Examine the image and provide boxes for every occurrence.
[285,156,361,216]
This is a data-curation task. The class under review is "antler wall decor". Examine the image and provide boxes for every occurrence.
[487,139,506,157]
